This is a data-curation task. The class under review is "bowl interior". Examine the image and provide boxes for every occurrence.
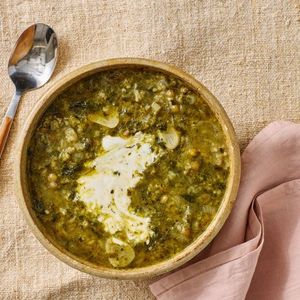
[16,58,241,279]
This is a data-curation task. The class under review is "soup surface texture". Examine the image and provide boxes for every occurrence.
[27,68,229,268]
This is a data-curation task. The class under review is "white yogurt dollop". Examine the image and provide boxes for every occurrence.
[77,132,159,245]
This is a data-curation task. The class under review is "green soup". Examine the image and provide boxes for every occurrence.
[27,68,229,268]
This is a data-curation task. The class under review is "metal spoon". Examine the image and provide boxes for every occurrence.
[0,23,58,158]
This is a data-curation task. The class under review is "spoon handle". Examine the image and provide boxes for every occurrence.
[0,91,21,158]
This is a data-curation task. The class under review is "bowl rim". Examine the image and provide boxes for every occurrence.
[15,57,241,279]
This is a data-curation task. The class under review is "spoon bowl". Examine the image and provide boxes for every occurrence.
[8,24,57,91]
[0,23,58,158]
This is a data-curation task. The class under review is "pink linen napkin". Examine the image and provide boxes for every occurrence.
[150,121,300,300]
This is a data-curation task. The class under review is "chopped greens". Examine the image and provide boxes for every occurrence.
[27,68,229,269]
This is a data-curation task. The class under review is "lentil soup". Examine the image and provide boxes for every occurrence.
[27,68,229,268]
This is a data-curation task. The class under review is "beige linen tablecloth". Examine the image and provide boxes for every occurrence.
[0,1,299,299]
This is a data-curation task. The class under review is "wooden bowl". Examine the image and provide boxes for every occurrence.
[15,58,241,279]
